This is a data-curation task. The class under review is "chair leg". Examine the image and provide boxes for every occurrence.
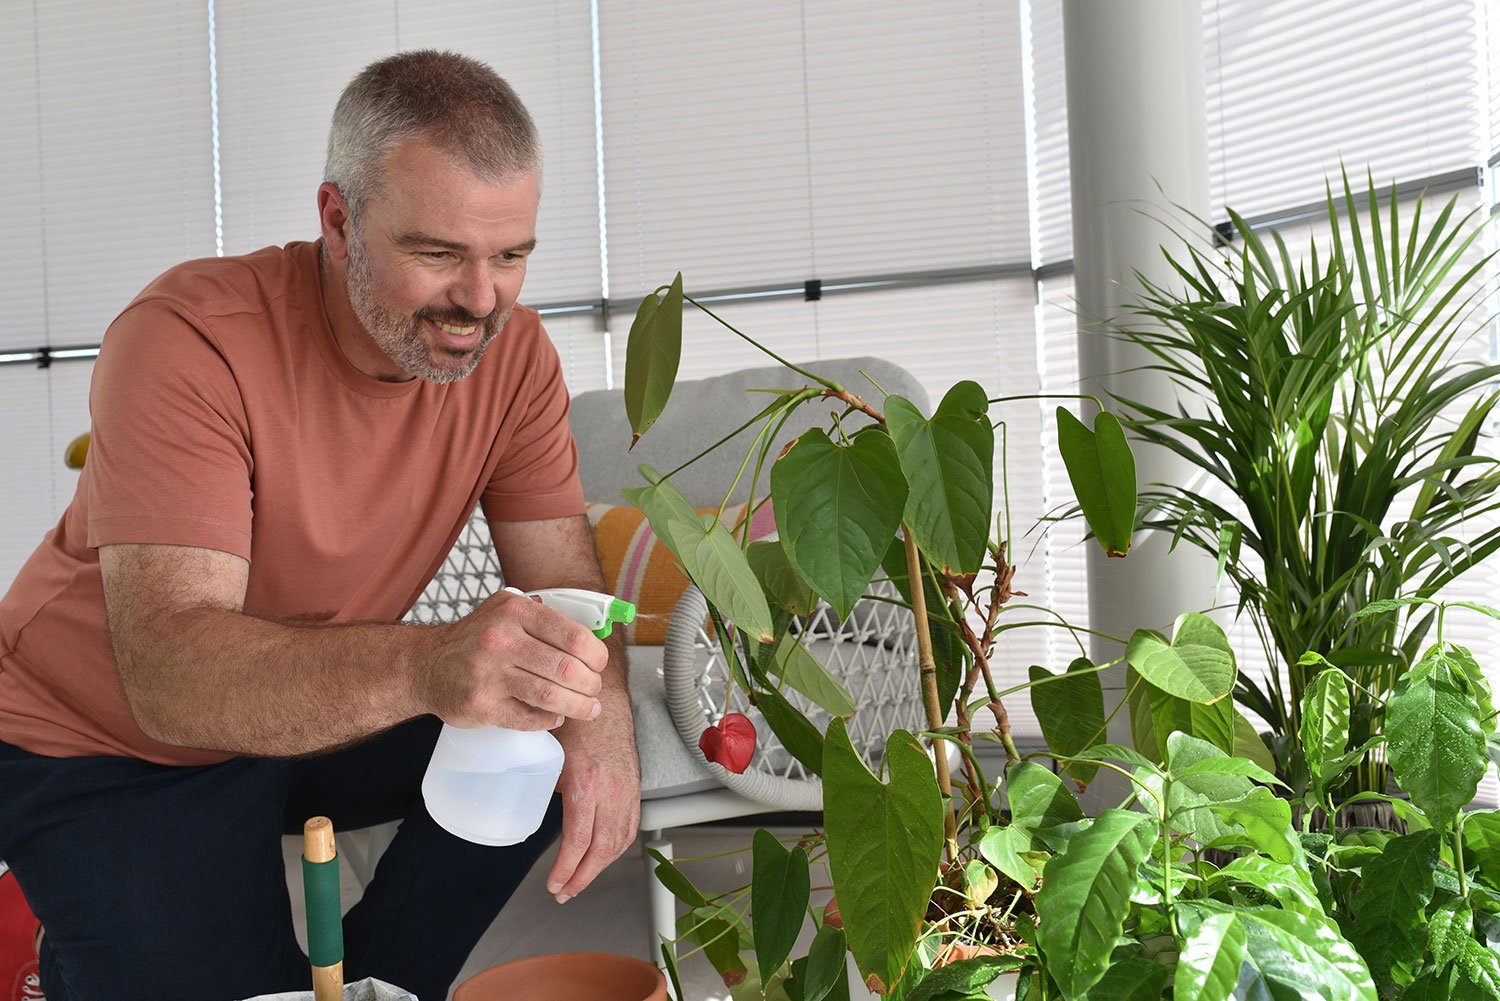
[644,830,676,960]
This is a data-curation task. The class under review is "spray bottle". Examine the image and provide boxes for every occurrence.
[422,587,636,846]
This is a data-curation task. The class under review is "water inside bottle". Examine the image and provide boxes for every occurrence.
[423,756,562,847]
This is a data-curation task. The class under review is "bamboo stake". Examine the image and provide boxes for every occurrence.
[903,527,960,860]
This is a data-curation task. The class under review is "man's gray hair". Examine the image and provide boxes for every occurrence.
[325,50,541,222]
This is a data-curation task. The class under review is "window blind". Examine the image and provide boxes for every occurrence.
[0,1,216,351]
[1204,0,1485,220]
[598,0,1031,303]
[213,0,602,306]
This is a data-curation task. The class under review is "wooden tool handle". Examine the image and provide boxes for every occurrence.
[303,817,343,1001]
[303,816,337,864]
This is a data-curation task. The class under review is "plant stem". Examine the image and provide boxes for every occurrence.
[1456,822,1470,899]
[904,525,960,859]
[686,295,842,390]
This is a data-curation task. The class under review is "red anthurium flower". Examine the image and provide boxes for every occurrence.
[699,713,757,774]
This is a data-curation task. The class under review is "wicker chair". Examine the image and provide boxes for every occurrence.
[343,357,934,955]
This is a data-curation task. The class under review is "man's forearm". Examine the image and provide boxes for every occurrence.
[118,607,428,757]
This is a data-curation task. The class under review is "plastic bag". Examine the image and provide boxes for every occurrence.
[241,977,416,1000]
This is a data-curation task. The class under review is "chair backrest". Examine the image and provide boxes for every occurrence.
[570,356,930,508]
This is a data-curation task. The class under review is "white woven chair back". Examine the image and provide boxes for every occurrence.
[406,513,500,624]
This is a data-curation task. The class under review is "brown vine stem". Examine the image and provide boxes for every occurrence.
[823,388,885,425]
[904,525,961,861]
[941,575,1021,764]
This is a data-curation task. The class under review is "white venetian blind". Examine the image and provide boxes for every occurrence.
[1027,0,1072,267]
[0,1,216,351]
[598,0,1032,303]
[1204,0,1485,220]
[213,0,602,305]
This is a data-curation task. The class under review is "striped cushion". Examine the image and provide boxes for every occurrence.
[587,500,777,644]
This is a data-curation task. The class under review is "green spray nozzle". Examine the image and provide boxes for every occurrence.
[517,587,637,639]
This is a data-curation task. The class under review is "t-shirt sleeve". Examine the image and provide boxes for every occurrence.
[86,298,255,558]
[481,323,587,522]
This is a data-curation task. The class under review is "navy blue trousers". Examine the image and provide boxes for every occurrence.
[0,717,563,1001]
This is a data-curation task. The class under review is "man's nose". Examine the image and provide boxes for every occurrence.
[448,262,496,319]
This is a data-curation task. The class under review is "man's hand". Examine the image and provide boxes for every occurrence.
[423,589,610,730]
[546,687,641,903]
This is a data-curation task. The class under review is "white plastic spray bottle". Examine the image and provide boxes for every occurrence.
[421,587,636,846]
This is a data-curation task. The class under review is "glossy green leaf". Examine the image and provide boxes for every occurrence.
[752,829,811,984]
[1206,855,1324,918]
[624,273,683,444]
[822,719,944,994]
[767,634,856,718]
[772,429,908,619]
[754,685,825,777]
[1081,957,1171,1001]
[906,956,1023,1001]
[649,848,708,909]
[663,511,777,645]
[1005,760,1085,852]
[1237,907,1376,1000]
[1163,733,1257,845]
[886,383,994,574]
[1457,937,1500,1000]
[623,464,701,544]
[1429,897,1474,974]
[1029,658,1104,786]
[1056,407,1136,557]
[1387,648,1488,831]
[1300,658,1353,800]
[1232,711,1278,773]
[978,824,1041,890]
[749,539,819,616]
[1208,787,1301,865]
[1350,830,1440,991]
[1035,809,1155,999]
[1465,811,1500,889]
[1125,613,1237,704]
[679,907,747,985]
[1174,910,1246,1001]
[799,924,848,1001]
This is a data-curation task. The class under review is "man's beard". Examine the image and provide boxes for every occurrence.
[345,229,508,384]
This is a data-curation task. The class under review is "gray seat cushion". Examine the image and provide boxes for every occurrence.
[628,645,721,800]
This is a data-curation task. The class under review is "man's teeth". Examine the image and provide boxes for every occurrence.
[435,320,477,335]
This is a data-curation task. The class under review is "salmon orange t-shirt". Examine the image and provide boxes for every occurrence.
[0,241,586,765]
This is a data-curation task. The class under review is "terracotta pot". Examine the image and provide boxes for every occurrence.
[453,952,668,1001]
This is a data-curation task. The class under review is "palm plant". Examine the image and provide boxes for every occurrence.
[1114,171,1500,794]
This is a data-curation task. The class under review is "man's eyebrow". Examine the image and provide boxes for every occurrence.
[393,232,538,255]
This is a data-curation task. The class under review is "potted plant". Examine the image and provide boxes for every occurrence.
[1109,170,1500,803]
[619,277,1296,998]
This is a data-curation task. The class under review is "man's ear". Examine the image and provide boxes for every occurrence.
[317,182,353,261]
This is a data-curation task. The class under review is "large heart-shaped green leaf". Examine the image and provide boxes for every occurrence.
[623,273,683,445]
[1130,669,1235,761]
[978,824,1041,890]
[751,829,811,983]
[748,539,819,616]
[767,634,856,718]
[663,511,777,645]
[1350,830,1439,992]
[772,429,908,619]
[822,719,943,994]
[885,382,994,575]
[1056,407,1136,557]
[1387,647,1488,831]
[1029,658,1104,786]
[1034,808,1155,999]
[1125,612,1236,704]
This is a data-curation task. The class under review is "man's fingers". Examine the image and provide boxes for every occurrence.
[504,595,611,675]
[547,796,596,902]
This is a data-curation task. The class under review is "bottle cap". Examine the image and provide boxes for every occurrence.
[594,597,637,638]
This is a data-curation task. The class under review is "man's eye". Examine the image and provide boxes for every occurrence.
[420,251,452,262]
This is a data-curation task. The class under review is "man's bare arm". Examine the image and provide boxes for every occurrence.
[100,542,608,757]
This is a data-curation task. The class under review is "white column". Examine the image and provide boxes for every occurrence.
[1063,0,1218,806]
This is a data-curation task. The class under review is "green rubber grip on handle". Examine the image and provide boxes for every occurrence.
[302,855,344,968]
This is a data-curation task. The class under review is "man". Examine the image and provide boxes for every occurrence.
[0,50,640,1001]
